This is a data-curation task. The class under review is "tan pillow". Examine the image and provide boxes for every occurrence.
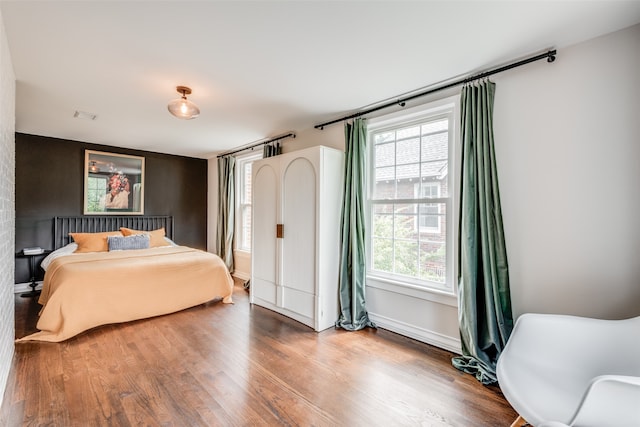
[70,231,123,253]
[120,227,167,248]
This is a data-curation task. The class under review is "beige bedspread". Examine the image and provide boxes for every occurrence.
[18,246,233,342]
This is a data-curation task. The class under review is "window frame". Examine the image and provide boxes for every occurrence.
[366,96,460,297]
[235,151,263,253]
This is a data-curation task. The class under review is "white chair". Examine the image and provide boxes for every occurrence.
[496,313,640,427]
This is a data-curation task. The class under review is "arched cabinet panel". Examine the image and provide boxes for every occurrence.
[250,146,344,331]
[281,158,316,293]
[250,163,278,305]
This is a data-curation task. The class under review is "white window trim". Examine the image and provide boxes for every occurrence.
[366,95,460,302]
[235,151,263,253]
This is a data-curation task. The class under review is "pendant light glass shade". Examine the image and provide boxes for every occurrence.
[168,86,200,120]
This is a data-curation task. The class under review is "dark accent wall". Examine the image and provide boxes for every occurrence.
[15,133,208,283]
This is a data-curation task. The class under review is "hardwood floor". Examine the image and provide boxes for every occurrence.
[2,280,517,426]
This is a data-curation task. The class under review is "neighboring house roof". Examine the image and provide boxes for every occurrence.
[375,131,448,181]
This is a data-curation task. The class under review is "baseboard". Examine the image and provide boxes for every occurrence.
[232,250,251,281]
[368,312,462,354]
[14,282,42,294]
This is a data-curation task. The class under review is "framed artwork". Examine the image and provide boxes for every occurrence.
[84,150,145,215]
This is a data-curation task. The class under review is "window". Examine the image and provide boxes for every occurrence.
[235,152,262,252]
[367,98,457,292]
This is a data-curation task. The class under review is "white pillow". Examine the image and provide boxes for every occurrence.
[41,243,78,271]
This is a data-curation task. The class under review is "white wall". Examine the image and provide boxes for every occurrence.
[208,23,640,351]
[494,23,640,320]
[0,8,15,408]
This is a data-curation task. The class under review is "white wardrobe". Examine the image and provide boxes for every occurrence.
[250,145,344,331]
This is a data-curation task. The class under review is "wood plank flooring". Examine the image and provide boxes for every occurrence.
[1,280,517,426]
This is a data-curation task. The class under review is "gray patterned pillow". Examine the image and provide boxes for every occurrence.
[107,234,150,251]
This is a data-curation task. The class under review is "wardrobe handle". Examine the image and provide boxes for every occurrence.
[276,224,284,239]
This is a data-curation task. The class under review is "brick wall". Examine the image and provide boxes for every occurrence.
[0,10,16,407]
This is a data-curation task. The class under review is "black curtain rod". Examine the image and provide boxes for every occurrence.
[315,49,557,130]
[217,132,296,158]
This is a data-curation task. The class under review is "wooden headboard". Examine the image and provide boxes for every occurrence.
[53,216,174,250]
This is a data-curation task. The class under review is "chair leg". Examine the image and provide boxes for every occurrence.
[510,415,529,427]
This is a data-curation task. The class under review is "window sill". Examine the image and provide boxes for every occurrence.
[366,274,458,307]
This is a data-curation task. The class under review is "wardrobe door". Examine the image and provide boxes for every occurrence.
[280,157,316,317]
[251,162,278,305]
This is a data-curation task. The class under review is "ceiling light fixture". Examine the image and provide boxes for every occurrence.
[167,86,200,120]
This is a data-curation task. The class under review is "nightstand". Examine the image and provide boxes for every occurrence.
[15,250,52,298]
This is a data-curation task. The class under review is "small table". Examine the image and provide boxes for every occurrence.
[15,250,52,298]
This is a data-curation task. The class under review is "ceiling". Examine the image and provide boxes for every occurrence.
[2,1,640,159]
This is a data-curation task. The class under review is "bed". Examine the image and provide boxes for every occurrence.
[17,216,234,343]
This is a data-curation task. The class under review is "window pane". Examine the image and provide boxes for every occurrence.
[372,204,393,238]
[419,201,446,283]
[396,137,420,165]
[375,142,395,167]
[372,237,393,273]
[394,240,418,277]
[421,119,448,134]
[421,132,448,162]
[419,204,439,228]
[419,203,446,234]
[421,160,447,180]
[243,162,253,203]
[396,163,419,182]
[396,126,420,140]
[418,181,440,199]
[394,204,417,239]
[374,166,395,182]
[420,240,446,283]
[374,131,395,144]
[373,167,395,199]
[242,205,252,250]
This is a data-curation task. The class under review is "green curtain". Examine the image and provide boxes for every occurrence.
[336,118,376,331]
[452,80,513,385]
[263,142,281,158]
[216,156,235,273]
